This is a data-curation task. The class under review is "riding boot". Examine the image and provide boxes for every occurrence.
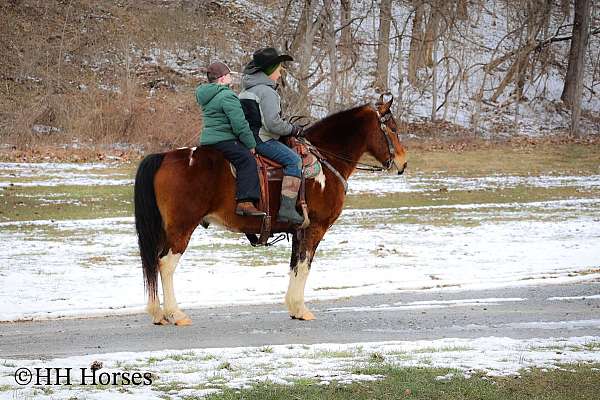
[236,201,266,217]
[277,176,304,225]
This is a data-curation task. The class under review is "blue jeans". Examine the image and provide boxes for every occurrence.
[206,140,261,203]
[256,139,302,178]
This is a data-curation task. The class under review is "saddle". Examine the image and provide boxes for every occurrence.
[248,137,316,246]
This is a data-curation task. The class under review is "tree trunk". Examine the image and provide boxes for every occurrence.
[339,0,352,105]
[375,0,392,91]
[288,0,324,115]
[431,38,438,121]
[457,0,468,20]
[423,6,440,68]
[561,0,590,136]
[408,1,424,87]
[324,2,337,113]
[340,0,352,55]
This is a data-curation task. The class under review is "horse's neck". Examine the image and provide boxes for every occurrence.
[308,109,371,179]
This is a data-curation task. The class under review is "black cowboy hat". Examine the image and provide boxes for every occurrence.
[244,47,294,74]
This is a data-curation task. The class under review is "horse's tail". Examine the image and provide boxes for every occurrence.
[134,153,166,301]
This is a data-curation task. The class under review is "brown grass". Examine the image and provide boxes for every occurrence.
[4,81,201,152]
[0,0,258,152]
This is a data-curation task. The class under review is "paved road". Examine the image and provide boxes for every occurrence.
[1,281,599,359]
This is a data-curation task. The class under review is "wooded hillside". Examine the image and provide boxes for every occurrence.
[1,0,598,150]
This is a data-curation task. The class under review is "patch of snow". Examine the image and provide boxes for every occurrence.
[0,163,598,321]
[0,336,599,399]
[547,294,600,301]
[0,197,598,321]
[325,297,527,313]
[32,125,62,134]
[348,172,600,195]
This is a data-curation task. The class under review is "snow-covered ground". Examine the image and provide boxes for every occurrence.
[0,162,131,187]
[1,162,599,398]
[1,335,599,399]
[0,164,599,321]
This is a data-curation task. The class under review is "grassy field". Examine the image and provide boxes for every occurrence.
[205,363,600,400]
[407,143,600,176]
[1,144,599,399]
[1,143,598,223]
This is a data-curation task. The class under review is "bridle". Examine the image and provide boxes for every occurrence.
[297,105,399,193]
[375,108,397,171]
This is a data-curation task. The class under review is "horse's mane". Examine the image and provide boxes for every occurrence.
[304,104,371,136]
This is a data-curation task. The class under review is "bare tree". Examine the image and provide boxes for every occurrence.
[339,0,352,104]
[375,0,392,91]
[408,0,425,88]
[323,1,338,113]
[561,0,591,136]
[287,0,327,115]
[489,1,553,103]
[340,0,352,53]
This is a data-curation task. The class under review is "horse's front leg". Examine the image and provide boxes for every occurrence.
[285,227,325,320]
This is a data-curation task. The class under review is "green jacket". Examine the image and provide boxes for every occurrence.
[196,83,256,149]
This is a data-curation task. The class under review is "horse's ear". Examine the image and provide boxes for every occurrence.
[377,94,393,114]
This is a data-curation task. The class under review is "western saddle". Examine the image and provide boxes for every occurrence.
[246,137,312,246]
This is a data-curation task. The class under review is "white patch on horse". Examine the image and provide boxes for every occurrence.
[314,169,326,190]
[285,252,312,317]
[159,249,181,275]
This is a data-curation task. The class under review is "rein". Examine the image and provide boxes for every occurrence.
[298,141,390,172]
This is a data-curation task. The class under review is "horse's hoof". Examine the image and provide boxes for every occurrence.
[291,310,315,321]
[174,317,193,326]
[153,318,170,326]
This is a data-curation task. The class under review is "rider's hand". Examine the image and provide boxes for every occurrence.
[249,148,256,155]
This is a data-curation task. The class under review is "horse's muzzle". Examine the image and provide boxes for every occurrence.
[397,162,407,175]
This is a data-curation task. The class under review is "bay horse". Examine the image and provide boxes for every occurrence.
[134,96,407,326]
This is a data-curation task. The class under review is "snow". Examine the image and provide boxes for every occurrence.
[548,294,600,301]
[0,162,131,187]
[0,162,599,321]
[324,298,528,313]
[348,172,600,194]
[0,196,598,321]
[1,335,599,399]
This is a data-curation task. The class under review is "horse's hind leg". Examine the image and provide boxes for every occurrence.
[147,294,168,325]
[159,250,192,325]
[159,231,193,326]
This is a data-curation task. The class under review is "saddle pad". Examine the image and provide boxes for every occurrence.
[302,152,321,178]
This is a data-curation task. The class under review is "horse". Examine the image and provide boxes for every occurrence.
[134,95,407,326]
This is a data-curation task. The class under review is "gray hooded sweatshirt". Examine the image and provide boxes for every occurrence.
[239,71,293,143]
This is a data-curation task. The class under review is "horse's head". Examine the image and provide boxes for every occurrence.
[368,95,408,175]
